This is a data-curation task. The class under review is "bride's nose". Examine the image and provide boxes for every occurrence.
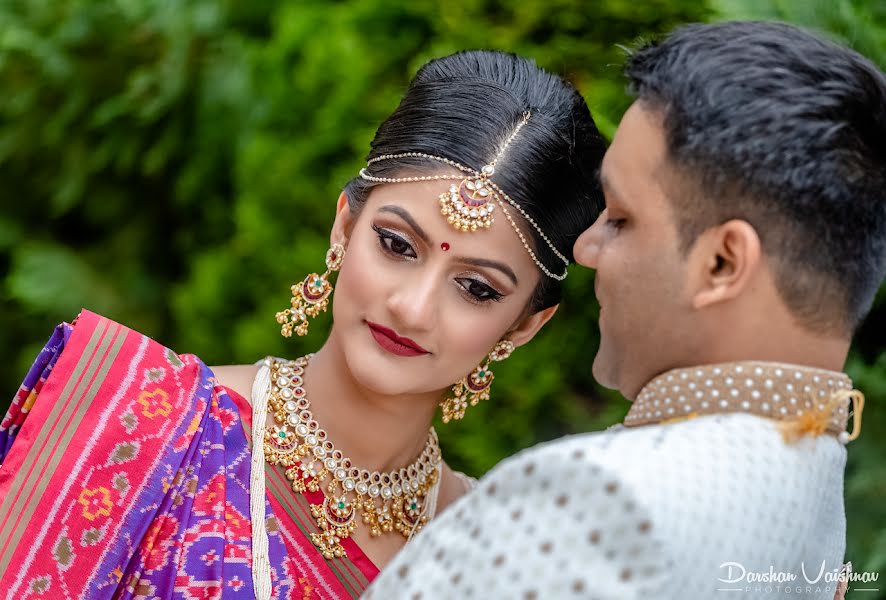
[385,271,439,333]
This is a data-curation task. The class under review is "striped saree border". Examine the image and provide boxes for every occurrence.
[264,465,373,598]
[0,316,125,572]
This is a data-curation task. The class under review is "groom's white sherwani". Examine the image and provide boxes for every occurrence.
[364,362,857,599]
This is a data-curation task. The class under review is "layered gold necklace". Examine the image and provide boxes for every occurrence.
[262,355,443,560]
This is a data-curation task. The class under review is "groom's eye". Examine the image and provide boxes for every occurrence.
[606,218,627,230]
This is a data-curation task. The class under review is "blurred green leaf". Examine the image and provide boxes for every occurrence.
[7,242,122,315]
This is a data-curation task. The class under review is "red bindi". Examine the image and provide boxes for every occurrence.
[441,242,450,251]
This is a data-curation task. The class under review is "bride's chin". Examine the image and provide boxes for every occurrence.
[343,347,414,394]
[340,346,443,399]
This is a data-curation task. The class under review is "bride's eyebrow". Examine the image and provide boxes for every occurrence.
[377,205,429,244]
[456,256,518,286]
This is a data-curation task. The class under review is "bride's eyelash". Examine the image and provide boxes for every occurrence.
[455,277,505,304]
[372,225,417,260]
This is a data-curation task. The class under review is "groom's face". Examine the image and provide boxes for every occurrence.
[573,102,698,399]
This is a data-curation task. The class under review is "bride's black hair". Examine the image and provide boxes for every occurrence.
[344,50,606,312]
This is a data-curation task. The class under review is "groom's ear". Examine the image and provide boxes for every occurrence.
[688,219,762,310]
[507,304,560,348]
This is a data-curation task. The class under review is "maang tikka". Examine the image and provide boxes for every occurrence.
[441,340,515,423]
[276,243,345,337]
[358,110,571,281]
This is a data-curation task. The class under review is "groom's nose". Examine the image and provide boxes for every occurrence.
[573,210,605,269]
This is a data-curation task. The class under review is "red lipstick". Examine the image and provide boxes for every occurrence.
[366,321,429,357]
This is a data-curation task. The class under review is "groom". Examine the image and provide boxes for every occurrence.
[364,21,886,600]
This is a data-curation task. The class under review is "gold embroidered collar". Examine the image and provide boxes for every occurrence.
[624,362,860,441]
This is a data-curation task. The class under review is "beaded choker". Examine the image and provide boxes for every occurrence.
[358,111,570,281]
[262,355,443,560]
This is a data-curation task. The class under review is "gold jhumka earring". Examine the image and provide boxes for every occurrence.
[276,243,345,337]
[441,340,515,423]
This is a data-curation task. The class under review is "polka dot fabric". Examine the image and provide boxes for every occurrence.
[364,436,670,599]
[365,414,846,599]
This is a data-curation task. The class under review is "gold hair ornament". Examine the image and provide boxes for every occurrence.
[358,111,569,281]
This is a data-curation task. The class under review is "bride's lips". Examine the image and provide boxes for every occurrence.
[366,321,430,357]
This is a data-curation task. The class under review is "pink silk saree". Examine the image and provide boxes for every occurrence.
[0,310,378,599]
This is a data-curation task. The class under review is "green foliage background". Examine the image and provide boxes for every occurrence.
[1,0,883,590]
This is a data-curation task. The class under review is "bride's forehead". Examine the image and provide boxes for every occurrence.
[366,178,456,206]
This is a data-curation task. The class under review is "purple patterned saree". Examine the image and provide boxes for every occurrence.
[0,310,378,599]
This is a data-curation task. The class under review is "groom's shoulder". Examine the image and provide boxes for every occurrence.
[514,413,847,532]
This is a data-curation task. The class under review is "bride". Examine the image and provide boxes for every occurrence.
[0,49,606,598]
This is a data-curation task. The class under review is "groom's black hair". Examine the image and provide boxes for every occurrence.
[344,50,607,312]
[626,21,886,335]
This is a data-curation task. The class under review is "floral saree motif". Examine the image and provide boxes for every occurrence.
[0,310,377,599]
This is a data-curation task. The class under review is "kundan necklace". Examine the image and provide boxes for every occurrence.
[262,355,443,560]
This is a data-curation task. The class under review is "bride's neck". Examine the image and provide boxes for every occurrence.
[300,332,441,474]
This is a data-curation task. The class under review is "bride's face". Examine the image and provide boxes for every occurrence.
[329,178,556,397]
